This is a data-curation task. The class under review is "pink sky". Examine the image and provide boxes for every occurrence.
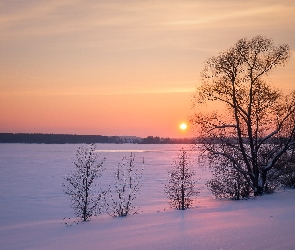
[1,0,295,137]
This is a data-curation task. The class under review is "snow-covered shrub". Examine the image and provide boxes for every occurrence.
[276,160,295,189]
[280,173,295,188]
[266,148,295,191]
[206,163,251,200]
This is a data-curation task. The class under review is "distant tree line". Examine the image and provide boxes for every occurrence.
[0,133,122,144]
[0,133,195,144]
[140,136,194,144]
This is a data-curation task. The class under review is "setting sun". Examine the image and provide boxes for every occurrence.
[180,123,187,130]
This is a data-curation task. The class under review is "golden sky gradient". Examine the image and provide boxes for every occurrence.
[1,0,295,137]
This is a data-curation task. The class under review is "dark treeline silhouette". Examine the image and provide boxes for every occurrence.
[0,133,122,144]
[0,133,195,144]
[140,136,194,144]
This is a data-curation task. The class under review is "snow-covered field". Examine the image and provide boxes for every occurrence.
[1,144,295,250]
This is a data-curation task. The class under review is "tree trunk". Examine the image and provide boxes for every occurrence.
[83,176,88,221]
[181,158,185,210]
[261,170,267,193]
[254,173,265,196]
[181,183,185,210]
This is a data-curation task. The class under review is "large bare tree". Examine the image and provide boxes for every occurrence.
[192,35,295,196]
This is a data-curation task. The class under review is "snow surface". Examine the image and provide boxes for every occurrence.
[1,144,295,250]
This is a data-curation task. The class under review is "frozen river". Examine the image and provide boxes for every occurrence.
[0,143,212,227]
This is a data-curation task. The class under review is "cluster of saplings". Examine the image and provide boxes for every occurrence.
[63,144,142,222]
[63,144,198,223]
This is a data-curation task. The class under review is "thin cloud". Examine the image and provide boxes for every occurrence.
[165,5,292,27]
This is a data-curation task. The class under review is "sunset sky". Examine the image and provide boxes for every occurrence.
[1,0,295,138]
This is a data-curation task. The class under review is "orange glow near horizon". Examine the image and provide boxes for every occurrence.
[0,91,193,138]
[1,1,295,138]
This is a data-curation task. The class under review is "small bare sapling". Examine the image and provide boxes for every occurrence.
[62,144,105,222]
[105,153,143,217]
[165,148,199,210]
